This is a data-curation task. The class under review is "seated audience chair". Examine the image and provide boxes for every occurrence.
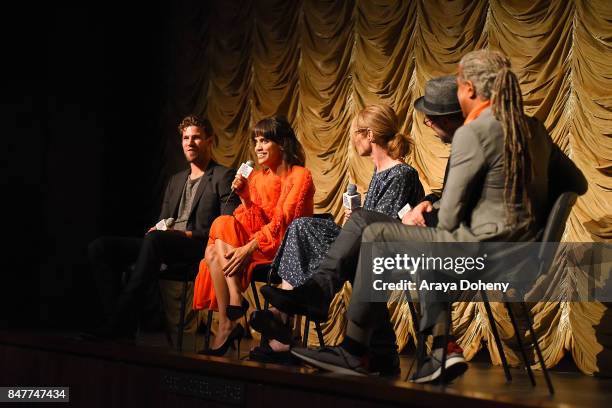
[158,262,199,352]
[444,192,576,393]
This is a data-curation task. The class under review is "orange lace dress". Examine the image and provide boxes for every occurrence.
[192,165,315,311]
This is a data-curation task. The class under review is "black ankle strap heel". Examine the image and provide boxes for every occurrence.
[226,297,250,321]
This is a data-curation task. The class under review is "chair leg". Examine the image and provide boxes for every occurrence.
[405,331,426,381]
[315,321,325,348]
[481,291,512,382]
[407,301,420,339]
[504,301,536,386]
[263,265,276,311]
[176,279,188,352]
[303,316,310,347]
[404,290,422,354]
[520,302,555,395]
[257,264,279,347]
[204,310,213,351]
[440,303,451,384]
[157,285,173,349]
[251,281,262,311]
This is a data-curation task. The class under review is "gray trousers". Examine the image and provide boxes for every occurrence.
[345,215,462,346]
[307,210,401,357]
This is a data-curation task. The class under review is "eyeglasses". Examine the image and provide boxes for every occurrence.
[423,117,433,127]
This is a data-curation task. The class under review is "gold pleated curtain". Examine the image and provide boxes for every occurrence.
[180,0,612,375]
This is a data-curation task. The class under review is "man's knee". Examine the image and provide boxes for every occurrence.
[88,237,110,261]
[347,210,370,229]
[348,210,394,231]
[362,223,387,243]
[142,230,167,248]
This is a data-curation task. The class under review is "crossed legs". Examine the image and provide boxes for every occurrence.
[205,238,244,349]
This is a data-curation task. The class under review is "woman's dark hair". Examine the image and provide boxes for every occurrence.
[252,116,305,167]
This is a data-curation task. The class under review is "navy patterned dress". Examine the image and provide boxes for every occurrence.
[274,163,424,287]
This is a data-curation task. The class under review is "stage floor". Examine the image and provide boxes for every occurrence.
[1,329,610,408]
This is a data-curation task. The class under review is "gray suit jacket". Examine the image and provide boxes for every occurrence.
[438,108,586,242]
[159,161,240,243]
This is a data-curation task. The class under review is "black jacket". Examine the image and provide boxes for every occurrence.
[159,161,240,243]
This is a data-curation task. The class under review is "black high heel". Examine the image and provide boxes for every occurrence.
[226,297,249,321]
[199,324,244,357]
[249,310,293,344]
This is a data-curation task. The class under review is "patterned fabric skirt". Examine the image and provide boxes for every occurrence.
[274,217,341,287]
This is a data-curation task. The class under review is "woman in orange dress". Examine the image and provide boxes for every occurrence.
[193,116,315,355]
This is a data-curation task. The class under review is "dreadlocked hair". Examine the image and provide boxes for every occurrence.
[491,67,534,225]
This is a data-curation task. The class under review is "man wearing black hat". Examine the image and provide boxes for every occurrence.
[259,75,464,376]
[403,75,464,228]
[283,50,586,382]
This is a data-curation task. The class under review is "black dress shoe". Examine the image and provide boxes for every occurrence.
[249,344,298,365]
[249,310,293,344]
[199,324,245,358]
[260,282,328,321]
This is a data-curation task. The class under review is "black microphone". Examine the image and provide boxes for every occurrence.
[343,183,361,210]
[225,160,255,205]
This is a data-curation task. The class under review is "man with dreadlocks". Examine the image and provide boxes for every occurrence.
[285,50,586,382]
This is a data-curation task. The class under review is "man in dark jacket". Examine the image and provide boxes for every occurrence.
[87,115,239,340]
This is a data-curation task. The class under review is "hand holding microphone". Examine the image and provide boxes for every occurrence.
[155,217,176,231]
[226,160,255,205]
[147,217,175,234]
[343,183,362,210]
[342,184,361,222]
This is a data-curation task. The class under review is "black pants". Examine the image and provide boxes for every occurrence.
[309,210,401,357]
[345,214,471,347]
[88,231,204,331]
[310,210,397,304]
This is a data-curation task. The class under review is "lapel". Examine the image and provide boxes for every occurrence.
[168,169,189,217]
[441,159,450,193]
[188,160,216,219]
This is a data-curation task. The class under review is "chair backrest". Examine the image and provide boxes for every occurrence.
[251,263,282,284]
[538,191,578,273]
[541,192,578,243]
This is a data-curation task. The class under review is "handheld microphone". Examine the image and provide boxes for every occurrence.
[342,183,361,210]
[235,160,255,187]
[155,217,175,231]
[225,160,255,205]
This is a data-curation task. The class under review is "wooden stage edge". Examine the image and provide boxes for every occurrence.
[0,329,604,408]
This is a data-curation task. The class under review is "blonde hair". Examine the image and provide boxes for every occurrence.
[354,104,412,160]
